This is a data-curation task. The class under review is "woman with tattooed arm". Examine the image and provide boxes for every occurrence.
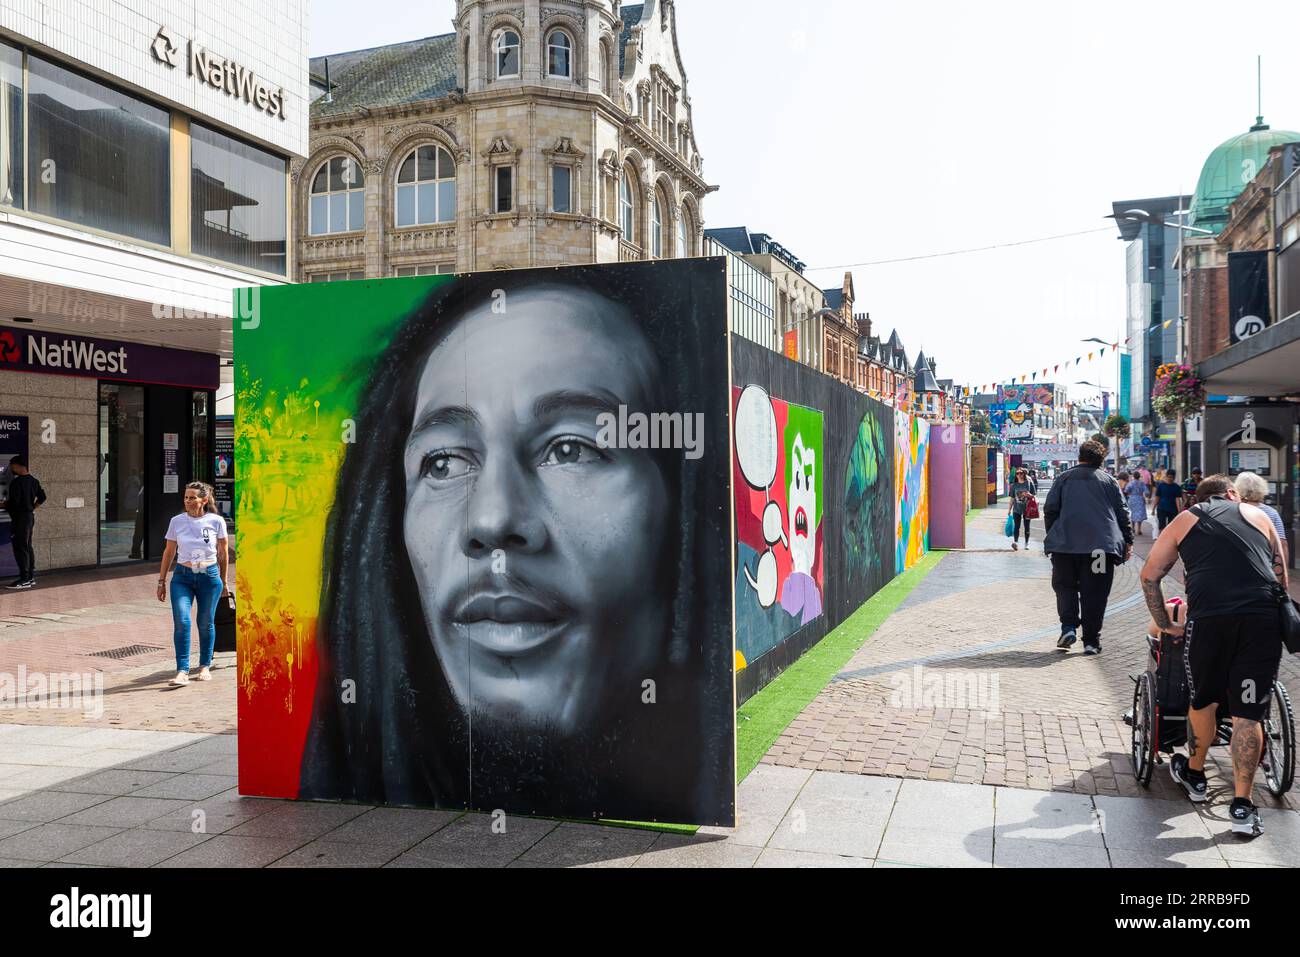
[1138,474,1289,836]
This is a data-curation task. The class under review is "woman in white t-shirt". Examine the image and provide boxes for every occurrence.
[157,482,229,687]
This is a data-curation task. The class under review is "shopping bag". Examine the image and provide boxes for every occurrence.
[1004,513,1015,537]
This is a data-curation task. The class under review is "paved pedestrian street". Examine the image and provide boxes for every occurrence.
[2,506,1298,867]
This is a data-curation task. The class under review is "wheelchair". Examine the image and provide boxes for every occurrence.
[1128,632,1296,797]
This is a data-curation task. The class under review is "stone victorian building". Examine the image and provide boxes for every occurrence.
[296,0,712,280]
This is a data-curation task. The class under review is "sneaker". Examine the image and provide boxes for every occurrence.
[1229,797,1262,837]
[21,579,33,588]
[1011,541,1018,550]
[1170,753,1208,803]
[5,579,25,589]
[1056,629,1077,651]
[195,668,212,682]
[169,672,190,687]
[1082,641,1102,656]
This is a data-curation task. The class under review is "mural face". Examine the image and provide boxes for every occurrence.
[895,412,930,573]
[994,384,1054,440]
[235,261,736,826]
[733,385,824,669]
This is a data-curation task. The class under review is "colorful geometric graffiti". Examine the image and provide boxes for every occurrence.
[895,412,930,573]
[236,261,736,826]
[733,385,825,670]
[842,404,894,591]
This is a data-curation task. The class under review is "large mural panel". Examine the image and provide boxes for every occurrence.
[895,412,930,573]
[733,387,824,670]
[235,261,736,826]
[730,337,896,702]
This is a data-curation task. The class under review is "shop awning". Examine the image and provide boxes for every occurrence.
[1200,314,1300,396]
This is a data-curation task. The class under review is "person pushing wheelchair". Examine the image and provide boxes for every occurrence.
[1139,474,1290,835]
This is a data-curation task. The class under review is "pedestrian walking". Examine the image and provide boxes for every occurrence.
[1153,470,1184,531]
[1140,474,1290,835]
[1008,467,1036,550]
[1181,467,1203,509]
[1042,440,1134,654]
[1235,471,1289,568]
[1120,469,1149,536]
[3,456,46,589]
[157,482,229,687]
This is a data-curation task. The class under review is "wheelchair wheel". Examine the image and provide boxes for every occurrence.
[1131,672,1157,787]
[1261,681,1296,797]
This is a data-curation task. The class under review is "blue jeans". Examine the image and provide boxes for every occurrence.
[170,565,223,671]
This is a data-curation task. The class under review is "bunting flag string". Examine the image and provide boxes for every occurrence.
[969,339,1124,395]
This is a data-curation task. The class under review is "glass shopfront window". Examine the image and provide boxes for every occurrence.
[27,54,170,244]
[98,383,147,564]
[0,40,21,209]
[191,122,287,275]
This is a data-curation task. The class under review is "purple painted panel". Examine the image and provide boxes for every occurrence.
[928,423,967,549]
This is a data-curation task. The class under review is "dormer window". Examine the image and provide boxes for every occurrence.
[495,30,520,79]
[546,31,572,79]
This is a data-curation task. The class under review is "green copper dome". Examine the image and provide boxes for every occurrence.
[1189,117,1300,233]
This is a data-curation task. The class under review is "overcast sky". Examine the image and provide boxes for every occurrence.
[310,0,1300,398]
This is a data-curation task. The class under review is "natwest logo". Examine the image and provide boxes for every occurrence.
[149,25,286,121]
[0,331,18,363]
[27,334,128,375]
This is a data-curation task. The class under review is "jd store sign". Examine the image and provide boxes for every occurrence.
[151,25,286,121]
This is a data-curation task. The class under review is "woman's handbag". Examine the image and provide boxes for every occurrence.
[1278,587,1300,655]
[1004,513,1015,537]
[213,590,237,654]
[1025,495,1040,520]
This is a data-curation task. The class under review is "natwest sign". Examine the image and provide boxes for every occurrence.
[0,328,218,390]
[151,26,286,121]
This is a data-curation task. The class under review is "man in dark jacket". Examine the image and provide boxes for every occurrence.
[1042,440,1133,654]
[4,456,47,588]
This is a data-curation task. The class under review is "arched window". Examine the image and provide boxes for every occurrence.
[600,41,613,95]
[620,170,635,244]
[651,192,663,258]
[395,146,456,227]
[495,30,520,79]
[547,30,572,79]
[678,205,694,258]
[309,156,365,236]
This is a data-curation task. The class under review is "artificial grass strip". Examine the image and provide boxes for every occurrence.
[734,548,947,783]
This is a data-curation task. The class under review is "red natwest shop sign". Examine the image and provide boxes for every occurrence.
[0,328,218,390]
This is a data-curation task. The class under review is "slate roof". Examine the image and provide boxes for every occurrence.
[823,289,844,312]
[619,4,645,74]
[705,226,758,255]
[310,33,459,118]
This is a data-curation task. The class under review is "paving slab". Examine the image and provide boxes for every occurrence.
[225,802,370,841]
[268,840,404,868]
[46,768,177,796]
[697,764,811,848]
[994,787,1105,847]
[0,823,123,863]
[142,790,281,835]
[632,833,763,868]
[58,828,211,867]
[509,822,660,868]
[318,807,462,848]
[400,814,557,867]
[155,835,307,868]
[754,847,873,868]
[993,838,1110,868]
[58,796,193,828]
[130,773,238,801]
[1091,795,1217,853]
[0,790,111,822]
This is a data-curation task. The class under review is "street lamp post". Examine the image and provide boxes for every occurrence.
[1105,208,1214,478]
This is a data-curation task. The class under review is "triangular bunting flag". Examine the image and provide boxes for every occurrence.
[1100,348,1106,357]
[1163,320,1172,329]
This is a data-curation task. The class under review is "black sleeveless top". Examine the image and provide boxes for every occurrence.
[1178,497,1276,619]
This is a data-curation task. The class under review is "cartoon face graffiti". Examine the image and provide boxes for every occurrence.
[788,433,816,576]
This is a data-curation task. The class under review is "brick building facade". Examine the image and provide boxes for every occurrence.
[297,0,712,281]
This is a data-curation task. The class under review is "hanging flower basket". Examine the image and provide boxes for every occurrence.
[1151,363,1205,420]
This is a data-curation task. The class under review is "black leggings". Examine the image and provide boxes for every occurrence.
[1013,512,1031,542]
